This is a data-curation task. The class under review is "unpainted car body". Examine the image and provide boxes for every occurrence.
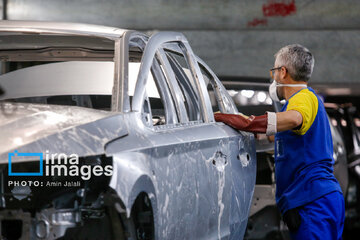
[0,21,256,240]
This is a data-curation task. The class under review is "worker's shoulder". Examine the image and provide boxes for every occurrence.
[289,88,318,105]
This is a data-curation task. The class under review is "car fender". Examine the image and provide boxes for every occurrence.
[109,152,157,219]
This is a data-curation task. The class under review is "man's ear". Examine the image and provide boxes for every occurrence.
[280,66,287,79]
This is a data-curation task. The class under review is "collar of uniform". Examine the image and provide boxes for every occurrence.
[287,87,308,102]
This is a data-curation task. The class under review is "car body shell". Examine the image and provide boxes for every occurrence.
[0,21,256,240]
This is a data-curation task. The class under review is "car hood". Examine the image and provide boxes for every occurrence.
[0,102,128,163]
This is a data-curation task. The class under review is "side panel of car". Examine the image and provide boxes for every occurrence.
[224,127,257,240]
[107,31,256,240]
[146,126,233,239]
[135,33,233,239]
[197,61,256,239]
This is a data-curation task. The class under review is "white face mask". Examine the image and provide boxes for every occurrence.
[268,80,307,102]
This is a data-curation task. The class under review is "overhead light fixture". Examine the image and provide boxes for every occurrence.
[257,91,266,102]
[227,90,238,97]
[240,90,254,98]
[326,88,351,96]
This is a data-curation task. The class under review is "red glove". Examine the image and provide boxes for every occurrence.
[214,113,267,133]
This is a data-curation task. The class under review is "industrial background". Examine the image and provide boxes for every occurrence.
[1,1,359,239]
[2,0,360,104]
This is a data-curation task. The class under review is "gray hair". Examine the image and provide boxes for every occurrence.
[274,44,315,82]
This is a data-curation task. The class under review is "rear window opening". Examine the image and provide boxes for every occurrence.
[0,58,163,112]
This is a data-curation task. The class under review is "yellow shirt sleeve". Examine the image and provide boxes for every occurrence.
[286,89,318,135]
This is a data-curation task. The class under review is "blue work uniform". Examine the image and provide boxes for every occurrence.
[274,87,344,239]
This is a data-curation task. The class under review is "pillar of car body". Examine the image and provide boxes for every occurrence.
[133,31,214,123]
[196,56,239,115]
[155,48,188,123]
[179,40,214,122]
[150,54,178,125]
[112,30,133,112]
[132,32,189,123]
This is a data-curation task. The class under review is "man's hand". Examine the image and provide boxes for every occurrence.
[214,113,268,134]
[215,110,302,135]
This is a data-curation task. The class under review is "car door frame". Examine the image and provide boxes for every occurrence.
[116,31,256,239]
[130,32,234,239]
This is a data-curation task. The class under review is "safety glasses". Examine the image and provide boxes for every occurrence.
[269,66,285,79]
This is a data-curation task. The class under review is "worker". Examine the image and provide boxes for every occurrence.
[215,44,344,239]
